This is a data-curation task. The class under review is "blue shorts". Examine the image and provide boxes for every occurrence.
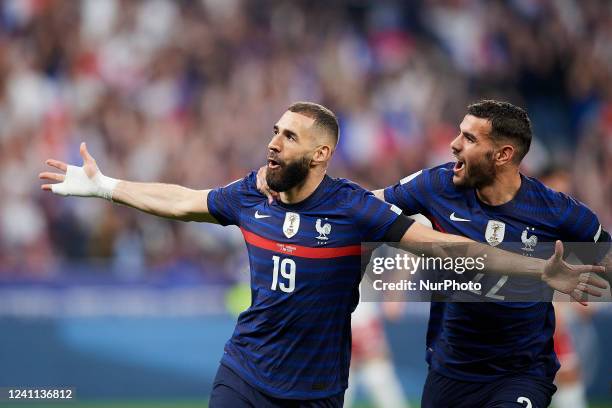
[421,369,556,408]
[209,363,345,408]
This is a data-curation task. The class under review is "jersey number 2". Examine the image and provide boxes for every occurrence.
[271,256,296,293]
[469,273,508,300]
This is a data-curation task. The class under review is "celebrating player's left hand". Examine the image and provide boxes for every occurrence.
[542,240,608,305]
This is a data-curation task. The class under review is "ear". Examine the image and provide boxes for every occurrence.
[312,145,332,164]
[495,144,516,166]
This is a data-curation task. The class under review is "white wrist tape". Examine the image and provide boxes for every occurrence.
[93,171,119,201]
[51,165,119,201]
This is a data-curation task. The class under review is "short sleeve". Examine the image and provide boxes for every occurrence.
[558,194,610,264]
[558,194,606,243]
[207,172,256,226]
[345,188,407,242]
[384,169,430,215]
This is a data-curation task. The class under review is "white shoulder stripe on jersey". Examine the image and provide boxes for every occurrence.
[400,170,423,185]
[594,224,602,242]
[223,178,243,188]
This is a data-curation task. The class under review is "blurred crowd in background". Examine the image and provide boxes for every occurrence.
[1,0,611,280]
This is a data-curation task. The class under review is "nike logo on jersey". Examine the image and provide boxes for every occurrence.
[255,211,271,219]
[450,212,470,222]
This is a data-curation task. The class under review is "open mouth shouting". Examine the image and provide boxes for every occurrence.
[454,158,465,175]
[267,157,281,170]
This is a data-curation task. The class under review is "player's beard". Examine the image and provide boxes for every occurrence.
[266,155,311,192]
[455,150,497,189]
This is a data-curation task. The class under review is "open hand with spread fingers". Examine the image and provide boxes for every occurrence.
[543,240,608,305]
[39,142,118,201]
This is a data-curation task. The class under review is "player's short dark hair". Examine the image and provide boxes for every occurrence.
[467,100,532,163]
[288,102,339,147]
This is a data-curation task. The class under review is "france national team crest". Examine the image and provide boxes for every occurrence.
[521,227,538,252]
[283,212,300,238]
[316,218,332,241]
[485,220,506,246]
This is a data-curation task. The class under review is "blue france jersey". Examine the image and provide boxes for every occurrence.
[207,172,404,399]
[384,163,608,382]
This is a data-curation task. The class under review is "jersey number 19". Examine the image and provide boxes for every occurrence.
[271,256,296,293]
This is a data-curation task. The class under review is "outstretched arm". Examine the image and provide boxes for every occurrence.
[39,142,217,223]
[399,222,608,304]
